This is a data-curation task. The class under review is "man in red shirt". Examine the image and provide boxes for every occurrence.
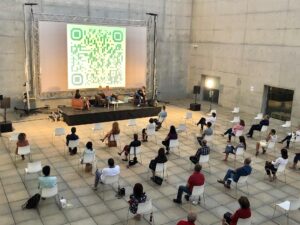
[177,212,197,225]
[173,164,205,204]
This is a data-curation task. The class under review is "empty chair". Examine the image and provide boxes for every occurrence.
[254,113,263,120]
[169,139,180,156]
[41,184,58,199]
[24,161,42,180]
[230,116,240,123]
[189,184,205,205]
[8,132,20,149]
[184,112,193,124]
[127,199,154,225]
[232,175,249,197]
[129,146,142,163]
[52,128,65,143]
[91,123,103,137]
[272,198,300,225]
[282,121,291,128]
[232,107,240,114]
[176,124,188,135]
[127,119,137,127]
[16,145,31,161]
[207,109,217,116]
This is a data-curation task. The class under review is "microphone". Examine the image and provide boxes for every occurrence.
[146,13,158,16]
[24,3,38,5]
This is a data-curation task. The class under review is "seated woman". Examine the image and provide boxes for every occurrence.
[196,112,217,131]
[128,183,147,220]
[222,196,251,225]
[255,129,277,156]
[162,125,178,155]
[74,89,90,110]
[81,141,95,173]
[223,136,246,161]
[279,125,300,148]
[135,86,147,107]
[265,148,288,182]
[16,133,29,160]
[142,118,156,142]
[149,148,168,178]
[118,133,141,162]
[246,115,269,138]
[222,120,245,142]
[100,122,120,147]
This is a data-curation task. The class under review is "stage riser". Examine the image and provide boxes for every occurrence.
[61,107,161,126]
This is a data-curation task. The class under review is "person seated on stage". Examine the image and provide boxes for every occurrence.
[103,86,118,104]
[246,115,269,138]
[265,148,288,182]
[255,129,277,156]
[118,133,141,162]
[80,141,95,173]
[100,121,120,146]
[38,165,57,190]
[128,183,147,220]
[290,151,300,170]
[74,89,90,110]
[217,158,252,189]
[223,136,246,161]
[279,125,300,148]
[135,86,147,107]
[173,164,205,204]
[177,212,197,225]
[196,112,217,132]
[222,196,251,225]
[149,147,168,178]
[142,118,156,142]
[93,158,120,190]
[94,86,107,107]
[162,125,178,155]
[155,105,167,130]
[16,133,29,160]
[222,120,245,142]
[66,127,79,155]
[189,140,210,164]
[197,122,213,146]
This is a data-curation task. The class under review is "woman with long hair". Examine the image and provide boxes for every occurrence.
[223,136,247,161]
[162,125,178,154]
[265,148,288,182]
[222,120,245,142]
[100,122,120,146]
[149,148,168,177]
[128,183,147,220]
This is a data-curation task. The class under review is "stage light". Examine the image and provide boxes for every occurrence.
[205,78,214,89]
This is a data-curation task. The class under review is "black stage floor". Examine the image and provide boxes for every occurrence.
[59,104,161,126]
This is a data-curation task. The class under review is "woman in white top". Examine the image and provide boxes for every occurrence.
[142,118,156,142]
[255,129,277,156]
[265,148,288,182]
[81,141,95,172]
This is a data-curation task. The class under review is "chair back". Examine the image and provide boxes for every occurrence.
[235,130,243,137]
[282,121,291,127]
[92,123,103,131]
[237,175,249,184]
[231,116,240,123]
[130,146,141,155]
[185,112,192,119]
[177,124,187,132]
[290,198,300,211]
[9,133,20,141]
[147,127,156,136]
[82,152,95,164]
[235,147,244,156]
[128,119,137,126]
[232,107,240,113]
[41,185,58,198]
[26,161,42,173]
[103,174,119,185]
[169,139,179,148]
[199,155,209,164]
[261,125,268,132]
[236,217,252,225]
[155,163,167,173]
[295,135,300,143]
[267,141,275,149]
[277,163,286,173]
[68,139,79,148]
[18,145,31,155]
[54,128,65,136]
[191,184,205,197]
[109,134,120,141]
[255,113,263,120]
[204,135,213,142]
[137,199,153,214]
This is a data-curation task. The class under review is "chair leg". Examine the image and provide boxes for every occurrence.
[272,205,277,218]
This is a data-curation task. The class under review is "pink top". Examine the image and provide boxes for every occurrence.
[232,124,244,134]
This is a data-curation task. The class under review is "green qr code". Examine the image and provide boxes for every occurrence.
[67,24,126,88]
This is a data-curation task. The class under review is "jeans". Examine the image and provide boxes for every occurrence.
[175,185,191,202]
[94,169,102,188]
[224,169,235,185]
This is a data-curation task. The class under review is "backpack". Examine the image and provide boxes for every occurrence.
[22,193,41,209]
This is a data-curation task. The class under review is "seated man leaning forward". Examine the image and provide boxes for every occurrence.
[38,165,57,190]
[93,158,120,190]
[217,158,252,189]
[173,164,205,204]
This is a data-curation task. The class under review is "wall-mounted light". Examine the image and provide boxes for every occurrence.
[250,86,254,92]
[205,78,214,89]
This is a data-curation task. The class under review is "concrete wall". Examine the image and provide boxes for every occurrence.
[189,0,300,121]
[0,0,192,110]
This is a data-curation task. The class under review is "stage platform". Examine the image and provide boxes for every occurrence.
[59,104,161,126]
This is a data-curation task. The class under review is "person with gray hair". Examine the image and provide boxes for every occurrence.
[177,211,197,225]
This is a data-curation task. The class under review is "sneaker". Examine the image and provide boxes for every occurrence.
[217,179,225,184]
[117,152,122,156]
[173,199,182,204]
[224,183,231,189]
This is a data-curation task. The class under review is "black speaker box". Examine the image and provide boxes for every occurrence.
[0,121,13,133]
[190,103,201,111]
[193,86,201,94]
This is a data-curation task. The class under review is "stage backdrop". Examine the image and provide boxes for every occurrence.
[39,21,146,93]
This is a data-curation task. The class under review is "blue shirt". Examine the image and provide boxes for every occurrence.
[158,110,167,119]
[234,165,252,182]
[38,176,57,189]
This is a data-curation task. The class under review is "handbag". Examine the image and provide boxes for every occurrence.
[149,160,156,170]
[151,176,163,185]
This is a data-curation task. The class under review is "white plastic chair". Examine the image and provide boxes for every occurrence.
[234,147,245,167]
[232,107,240,114]
[232,175,249,197]
[230,116,240,123]
[41,184,58,198]
[8,132,20,149]
[259,125,269,138]
[184,112,193,124]
[127,119,137,132]
[109,134,121,148]
[79,151,96,173]
[24,161,42,180]
[100,174,120,197]
[207,109,217,116]
[127,199,154,225]
[204,135,214,148]
[276,163,287,183]
[254,113,263,120]
[52,128,65,143]
[16,145,31,161]
[176,124,188,135]
[198,155,210,173]
[282,121,291,128]
[91,123,103,137]
[146,127,157,143]
[291,135,300,149]
[66,139,80,155]
[272,198,300,225]
[154,163,168,180]
[189,184,205,206]
[236,217,252,225]
[169,139,180,156]
[233,130,244,143]
[129,146,142,163]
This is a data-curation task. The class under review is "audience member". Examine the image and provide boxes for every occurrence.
[81,141,95,173]
[222,196,251,225]
[196,112,217,131]
[279,125,300,148]
[246,115,269,138]
[177,212,197,225]
[223,136,246,161]
[66,127,79,155]
[197,122,213,146]
[189,139,210,164]
[93,158,120,190]
[162,125,178,155]
[265,148,288,182]
[128,183,147,220]
[135,86,147,107]
[142,118,156,142]
[173,164,205,204]
[118,133,141,162]
[217,158,252,189]
[255,129,277,156]
[16,132,29,160]
[100,122,120,147]
[290,151,300,170]
[38,165,57,189]
[222,120,245,142]
[149,148,168,178]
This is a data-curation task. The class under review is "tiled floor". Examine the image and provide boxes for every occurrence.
[0,100,299,225]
